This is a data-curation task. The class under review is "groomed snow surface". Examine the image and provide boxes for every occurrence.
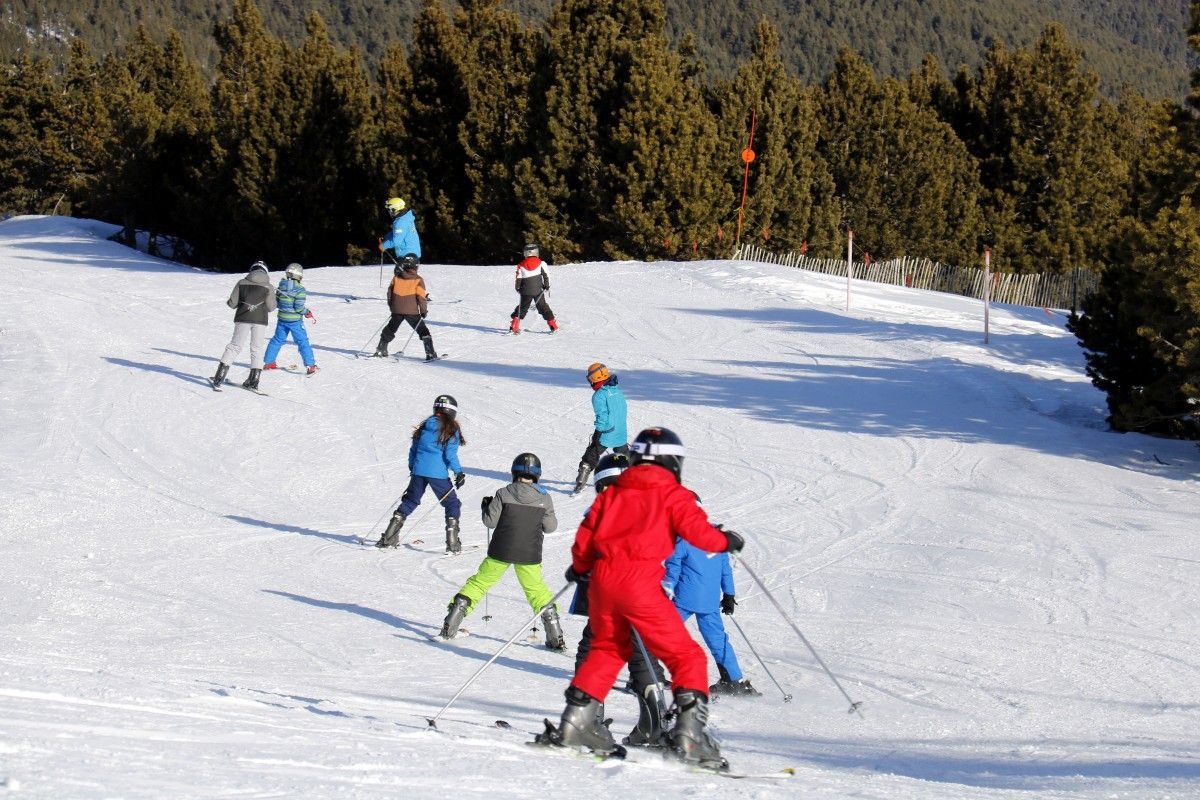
[1,215,1197,799]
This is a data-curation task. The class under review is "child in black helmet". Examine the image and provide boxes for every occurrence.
[440,452,565,649]
[376,395,465,552]
[568,452,670,748]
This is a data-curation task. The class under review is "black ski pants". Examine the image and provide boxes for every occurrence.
[511,292,554,321]
[580,431,628,469]
[381,313,430,343]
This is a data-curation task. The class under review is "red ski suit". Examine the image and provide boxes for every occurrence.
[570,464,729,701]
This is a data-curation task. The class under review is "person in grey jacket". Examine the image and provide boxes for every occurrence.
[210,261,277,391]
[439,453,566,649]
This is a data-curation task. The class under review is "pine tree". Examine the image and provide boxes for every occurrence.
[403,0,473,260]
[1069,2,1200,437]
[454,0,539,262]
[817,50,983,266]
[205,0,290,268]
[607,31,724,260]
[0,56,71,213]
[711,18,838,257]
[275,13,379,265]
[58,39,114,221]
[516,0,713,260]
[955,25,1126,275]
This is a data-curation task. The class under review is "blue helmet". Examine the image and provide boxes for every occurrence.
[511,452,542,482]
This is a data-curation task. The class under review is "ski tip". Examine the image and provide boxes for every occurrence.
[494,720,512,729]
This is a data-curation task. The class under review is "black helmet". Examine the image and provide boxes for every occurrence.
[433,394,458,419]
[630,427,686,480]
[511,452,542,482]
[523,243,539,259]
[402,253,419,270]
[593,452,630,491]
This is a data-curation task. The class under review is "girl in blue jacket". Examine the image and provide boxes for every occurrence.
[377,395,466,553]
[663,539,760,696]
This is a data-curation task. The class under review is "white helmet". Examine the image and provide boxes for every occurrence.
[285,263,303,281]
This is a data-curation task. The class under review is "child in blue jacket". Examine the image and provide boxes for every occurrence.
[376,394,466,553]
[572,362,629,494]
[663,539,760,696]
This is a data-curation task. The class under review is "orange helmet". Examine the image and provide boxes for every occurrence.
[586,362,610,385]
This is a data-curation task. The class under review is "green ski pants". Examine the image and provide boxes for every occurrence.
[457,557,554,614]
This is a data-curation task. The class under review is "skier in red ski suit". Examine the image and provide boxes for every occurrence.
[544,427,743,768]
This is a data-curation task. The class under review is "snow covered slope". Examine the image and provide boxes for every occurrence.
[1,215,1197,799]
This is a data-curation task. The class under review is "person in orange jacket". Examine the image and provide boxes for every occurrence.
[373,256,439,361]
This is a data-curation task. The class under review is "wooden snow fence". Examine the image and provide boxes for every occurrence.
[732,244,1100,310]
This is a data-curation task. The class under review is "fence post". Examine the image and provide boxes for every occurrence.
[846,229,854,312]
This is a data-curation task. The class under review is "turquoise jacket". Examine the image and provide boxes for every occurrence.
[591,380,627,448]
[383,210,421,259]
[275,278,307,322]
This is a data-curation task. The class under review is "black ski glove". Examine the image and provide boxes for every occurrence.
[722,528,745,553]
[564,566,589,583]
[454,472,466,489]
[721,594,737,615]
[480,495,493,515]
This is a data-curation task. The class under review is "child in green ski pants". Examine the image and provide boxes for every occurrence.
[439,452,567,650]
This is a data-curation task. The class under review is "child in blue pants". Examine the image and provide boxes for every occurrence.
[663,539,760,696]
[263,263,317,373]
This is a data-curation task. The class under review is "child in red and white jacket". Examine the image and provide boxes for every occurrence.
[509,243,557,334]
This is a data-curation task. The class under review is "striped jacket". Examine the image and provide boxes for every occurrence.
[275,278,307,322]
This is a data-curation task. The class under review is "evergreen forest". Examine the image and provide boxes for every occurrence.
[1,0,1197,437]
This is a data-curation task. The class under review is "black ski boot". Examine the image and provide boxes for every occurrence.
[572,462,593,495]
[376,512,406,548]
[422,336,438,361]
[536,687,620,756]
[242,368,262,391]
[440,593,471,639]
[372,339,388,358]
[541,605,566,651]
[623,684,669,748]
[445,517,461,554]
[210,362,229,389]
[709,665,762,697]
[668,689,727,771]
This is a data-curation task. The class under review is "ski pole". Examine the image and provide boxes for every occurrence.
[366,492,406,540]
[735,556,864,717]
[396,323,418,356]
[427,583,574,729]
[728,614,792,702]
[391,485,457,550]
[630,629,669,719]
[355,321,386,358]
[378,239,384,287]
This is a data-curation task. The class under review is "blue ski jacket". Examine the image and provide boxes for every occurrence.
[662,538,735,613]
[591,379,627,448]
[409,415,462,478]
[383,210,421,259]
